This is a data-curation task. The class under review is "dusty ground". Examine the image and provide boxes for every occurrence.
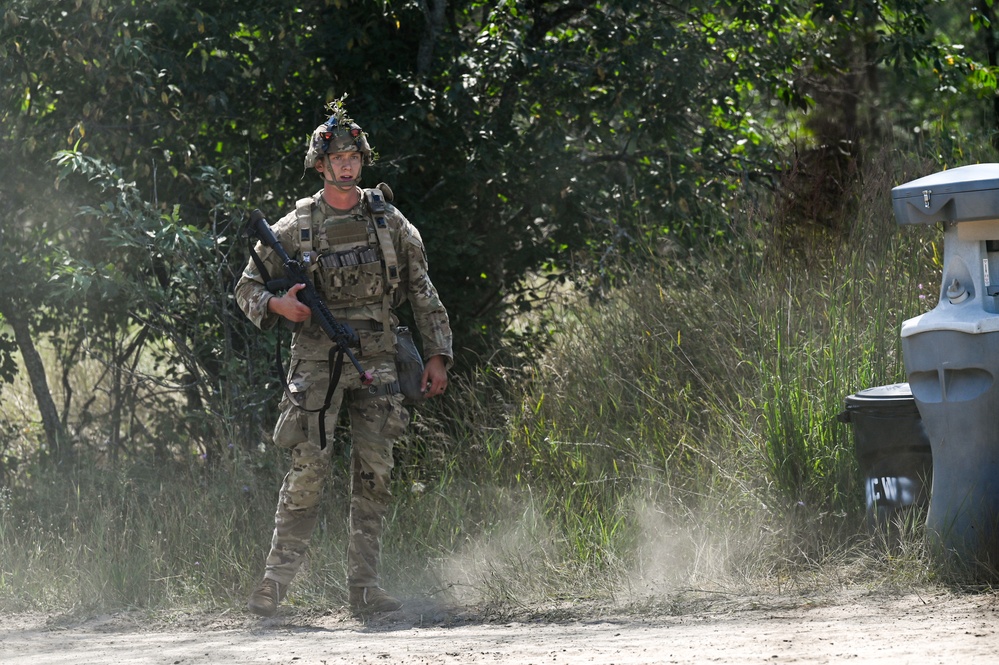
[1,588,997,664]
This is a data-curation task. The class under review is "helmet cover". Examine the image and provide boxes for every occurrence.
[303,95,374,170]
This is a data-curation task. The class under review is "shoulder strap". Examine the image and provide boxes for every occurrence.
[295,196,317,271]
[363,186,402,333]
[363,187,401,290]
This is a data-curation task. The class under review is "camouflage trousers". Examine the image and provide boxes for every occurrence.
[260,353,409,588]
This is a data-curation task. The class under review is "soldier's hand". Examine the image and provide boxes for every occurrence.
[268,283,312,322]
[421,355,449,399]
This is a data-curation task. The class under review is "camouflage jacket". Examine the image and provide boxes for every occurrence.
[235,189,453,365]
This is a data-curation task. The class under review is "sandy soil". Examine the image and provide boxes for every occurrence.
[1,588,997,664]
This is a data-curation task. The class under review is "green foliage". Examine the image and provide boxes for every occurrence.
[1,0,996,611]
[2,0,997,352]
[431,146,941,586]
[44,152,256,461]
[0,146,950,612]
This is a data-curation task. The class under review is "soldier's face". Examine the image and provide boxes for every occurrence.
[318,151,363,185]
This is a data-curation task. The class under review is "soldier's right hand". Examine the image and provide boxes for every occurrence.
[268,283,312,322]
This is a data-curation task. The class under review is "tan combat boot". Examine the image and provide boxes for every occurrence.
[247,578,287,617]
[348,586,402,615]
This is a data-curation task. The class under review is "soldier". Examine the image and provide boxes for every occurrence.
[236,98,453,617]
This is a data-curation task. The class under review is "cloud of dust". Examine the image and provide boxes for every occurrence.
[428,486,562,606]
[425,487,773,607]
[623,490,786,603]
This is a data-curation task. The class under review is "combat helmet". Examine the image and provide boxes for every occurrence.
[304,95,374,170]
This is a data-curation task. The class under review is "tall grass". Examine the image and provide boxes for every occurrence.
[0,448,285,611]
[415,146,944,601]
[0,147,949,613]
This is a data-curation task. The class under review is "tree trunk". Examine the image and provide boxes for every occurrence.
[416,0,446,79]
[0,301,68,462]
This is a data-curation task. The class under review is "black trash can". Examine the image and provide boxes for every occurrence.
[839,383,933,536]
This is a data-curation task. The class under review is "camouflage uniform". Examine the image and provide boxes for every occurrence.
[236,189,452,591]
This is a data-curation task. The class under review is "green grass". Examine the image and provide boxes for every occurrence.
[0,146,959,614]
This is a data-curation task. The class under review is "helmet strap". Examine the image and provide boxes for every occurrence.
[320,154,362,190]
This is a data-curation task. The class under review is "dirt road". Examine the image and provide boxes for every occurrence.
[2,588,997,664]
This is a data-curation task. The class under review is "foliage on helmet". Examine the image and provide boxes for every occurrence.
[303,94,375,170]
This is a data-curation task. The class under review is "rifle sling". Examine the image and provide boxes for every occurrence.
[247,238,274,286]
[250,208,385,451]
[274,333,346,451]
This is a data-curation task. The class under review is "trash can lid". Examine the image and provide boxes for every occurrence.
[844,383,914,407]
[892,164,999,199]
[892,163,999,225]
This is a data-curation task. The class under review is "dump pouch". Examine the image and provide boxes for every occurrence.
[394,326,425,405]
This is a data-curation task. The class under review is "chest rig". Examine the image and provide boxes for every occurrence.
[294,185,401,329]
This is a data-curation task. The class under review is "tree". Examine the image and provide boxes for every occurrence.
[1,0,990,469]
[1,0,269,462]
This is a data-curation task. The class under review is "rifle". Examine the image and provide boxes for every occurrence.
[245,208,374,387]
